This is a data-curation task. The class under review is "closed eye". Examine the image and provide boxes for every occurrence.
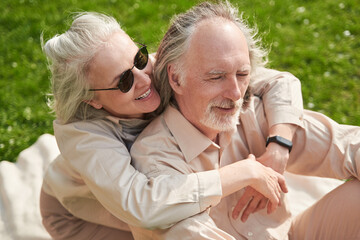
[237,72,249,77]
[209,75,223,80]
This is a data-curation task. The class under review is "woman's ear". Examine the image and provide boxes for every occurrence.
[167,64,184,95]
[83,100,102,109]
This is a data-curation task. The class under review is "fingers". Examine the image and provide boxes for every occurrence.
[257,198,268,210]
[233,187,282,222]
[240,196,258,222]
[272,170,288,194]
[264,174,285,214]
[240,192,265,222]
[277,174,288,193]
[232,157,288,222]
[261,173,281,214]
[232,188,253,220]
[267,193,279,214]
[267,201,273,214]
[232,188,268,222]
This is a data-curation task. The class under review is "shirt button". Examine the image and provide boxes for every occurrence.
[248,232,253,237]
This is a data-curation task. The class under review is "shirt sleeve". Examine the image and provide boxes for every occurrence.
[130,212,236,240]
[251,67,304,128]
[52,120,222,229]
[287,110,360,180]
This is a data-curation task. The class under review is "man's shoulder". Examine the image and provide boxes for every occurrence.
[138,113,170,139]
[131,111,190,177]
[136,106,182,141]
[133,112,175,154]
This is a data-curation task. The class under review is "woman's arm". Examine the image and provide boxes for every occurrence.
[251,67,304,129]
[251,67,303,171]
[48,119,222,229]
[232,67,304,221]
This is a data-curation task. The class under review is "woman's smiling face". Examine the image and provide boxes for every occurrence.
[87,31,160,119]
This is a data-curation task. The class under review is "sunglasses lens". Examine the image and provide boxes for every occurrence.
[118,70,134,93]
[117,45,147,93]
[134,46,148,70]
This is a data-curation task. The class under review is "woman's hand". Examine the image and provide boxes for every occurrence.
[231,155,288,222]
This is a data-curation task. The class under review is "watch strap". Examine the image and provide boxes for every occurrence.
[266,135,293,153]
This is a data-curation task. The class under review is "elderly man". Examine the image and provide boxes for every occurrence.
[130,1,360,239]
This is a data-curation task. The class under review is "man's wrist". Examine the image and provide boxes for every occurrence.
[266,135,293,153]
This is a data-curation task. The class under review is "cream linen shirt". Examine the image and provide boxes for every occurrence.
[42,117,222,230]
[42,67,304,232]
[130,101,360,239]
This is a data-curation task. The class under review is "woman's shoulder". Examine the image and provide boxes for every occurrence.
[54,118,121,141]
[53,118,130,157]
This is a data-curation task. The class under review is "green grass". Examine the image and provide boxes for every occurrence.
[1,0,359,162]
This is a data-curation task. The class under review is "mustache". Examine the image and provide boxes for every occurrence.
[209,99,243,110]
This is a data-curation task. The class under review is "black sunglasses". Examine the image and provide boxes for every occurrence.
[89,42,148,93]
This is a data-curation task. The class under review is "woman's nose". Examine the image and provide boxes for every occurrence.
[132,66,152,88]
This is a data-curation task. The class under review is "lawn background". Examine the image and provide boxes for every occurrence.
[1,0,359,162]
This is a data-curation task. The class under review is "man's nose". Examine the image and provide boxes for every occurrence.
[223,76,242,101]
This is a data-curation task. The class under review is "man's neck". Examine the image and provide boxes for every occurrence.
[213,134,220,144]
[177,105,220,142]
[195,126,219,143]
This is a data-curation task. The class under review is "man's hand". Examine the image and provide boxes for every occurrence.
[232,144,289,221]
[259,123,298,173]
[231,157,288,221]
[232,124,297,221]
[258,142,290,174]
[232,187,268,222]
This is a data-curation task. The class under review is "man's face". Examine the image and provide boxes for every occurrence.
[172,19,251,141]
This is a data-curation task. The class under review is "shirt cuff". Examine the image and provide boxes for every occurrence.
[196,170,222,211]
[266,106,305,129]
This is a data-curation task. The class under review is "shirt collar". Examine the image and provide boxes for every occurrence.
[163,106,218,163]
[106,116,150,140]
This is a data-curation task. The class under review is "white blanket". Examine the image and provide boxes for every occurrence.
[0,134,343,239]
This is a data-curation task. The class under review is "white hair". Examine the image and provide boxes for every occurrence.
[42,12,124,123]
[154,1,268,114]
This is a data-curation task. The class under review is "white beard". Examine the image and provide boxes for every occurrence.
[200,98,243,132]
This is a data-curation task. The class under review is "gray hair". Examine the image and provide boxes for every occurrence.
[153,1,268,114]
[42,12,124,124]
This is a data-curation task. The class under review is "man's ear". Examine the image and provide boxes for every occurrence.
[167,64,184,95]
[83,99,102,109]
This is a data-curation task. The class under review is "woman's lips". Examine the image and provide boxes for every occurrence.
[135,88,151,100]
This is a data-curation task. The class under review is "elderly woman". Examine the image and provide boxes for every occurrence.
[40,12,303,239]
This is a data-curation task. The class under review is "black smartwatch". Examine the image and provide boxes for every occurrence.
[266,136,293,153]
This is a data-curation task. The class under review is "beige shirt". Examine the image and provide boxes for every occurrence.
[42,117,222,230]
[41,67,304,232]
[131,100,359,239]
